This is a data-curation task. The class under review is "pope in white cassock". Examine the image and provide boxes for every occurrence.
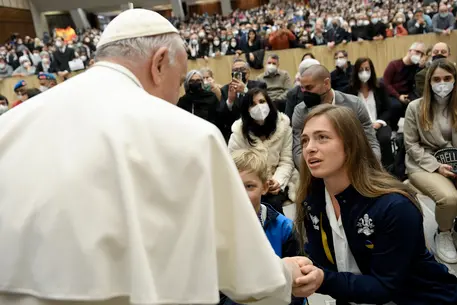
[0,9,321,305]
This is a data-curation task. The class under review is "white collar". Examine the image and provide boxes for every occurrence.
[325,187,344,238]
[94,61,143,89]
[331,89,336,105]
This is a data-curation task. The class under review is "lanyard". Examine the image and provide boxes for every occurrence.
[320,212,335,265]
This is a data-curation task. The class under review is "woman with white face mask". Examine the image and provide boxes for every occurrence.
[228,88,299,214]
[12,56,36,76]
[348,57,394,169]
[404,59,457,264]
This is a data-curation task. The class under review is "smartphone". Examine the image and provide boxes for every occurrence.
[232,71,242,80]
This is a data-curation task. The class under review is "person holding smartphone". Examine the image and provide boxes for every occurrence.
[219,59,267,142]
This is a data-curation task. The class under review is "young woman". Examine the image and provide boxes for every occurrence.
[294,103,457,304]
[348,57,394,168]
[404,59,457,264]
[228,88,299,214]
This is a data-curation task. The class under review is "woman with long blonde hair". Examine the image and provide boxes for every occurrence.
[294,104,457,304]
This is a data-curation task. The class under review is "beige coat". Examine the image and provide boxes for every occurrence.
[404,98,457,174]
[228,112,300,202]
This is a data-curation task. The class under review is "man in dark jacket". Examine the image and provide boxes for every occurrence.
[330,50,353,93]
[291,65,380,168]
[415,42,451,97]
[371,12,387,40]
[52,37,75,79]
[325,19,349,48]
[219,59,267,141]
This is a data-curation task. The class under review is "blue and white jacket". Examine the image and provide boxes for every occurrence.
[303,179,457,305]
[219,203,305,305]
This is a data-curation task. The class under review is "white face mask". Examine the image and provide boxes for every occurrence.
[23,62,31,68]
[266,64,277,74]
[18,94,27,102]
[39,85,49,92]
[358,71,371,83]
[55,41,63,48]
[336,58,347,68]
[213,40,220,46]
[231,42,237,47]
[249,103,270,121]
[0,63,5,69]
[410,54,421,64]
[0,105,8,114]
[80,56,87,61]
[363,20,370,25]
[432,81,454,98]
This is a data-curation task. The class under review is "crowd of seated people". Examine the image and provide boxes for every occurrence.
[173,0,457,60]
[0,0,457,283]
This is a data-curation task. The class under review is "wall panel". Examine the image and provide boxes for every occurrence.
[0,6,35,43]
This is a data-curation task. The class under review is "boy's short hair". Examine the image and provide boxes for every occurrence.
[231,149,269,183]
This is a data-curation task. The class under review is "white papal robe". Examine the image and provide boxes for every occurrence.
[0,62,293,305]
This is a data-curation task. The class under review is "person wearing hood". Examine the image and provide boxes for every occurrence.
[178,70,221,129]
[12,55,36,76]
[416,42,452,97]
[257,54,292,112]
[383,42,425,131]
[330,50,353,93]
[0,56,13,79]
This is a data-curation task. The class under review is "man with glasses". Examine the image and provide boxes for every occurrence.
[383,42,425,131]
[416,42,452,97]
[219,59,267,141]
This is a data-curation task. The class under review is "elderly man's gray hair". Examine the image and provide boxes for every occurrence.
[184,70,203,92]
[409,42,425,51]
[95,33,184,65]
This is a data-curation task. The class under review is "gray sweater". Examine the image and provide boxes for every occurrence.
[291,90,381,168]
[432,13,455,33]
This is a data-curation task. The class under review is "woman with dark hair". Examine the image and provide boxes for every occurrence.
[244,29,262,53]
[348,57,394,168]
[228,88,299,214]
[294,103,457,304]
[301,52,315,61]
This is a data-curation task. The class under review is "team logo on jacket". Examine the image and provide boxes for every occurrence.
[310,214,319,230]
[357,214,375,236]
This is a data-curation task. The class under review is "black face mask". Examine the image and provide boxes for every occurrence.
[432,54,447,61]
[188,82,203,93]
[302,89,330,108]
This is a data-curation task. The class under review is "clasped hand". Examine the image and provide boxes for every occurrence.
[282,257,324,298]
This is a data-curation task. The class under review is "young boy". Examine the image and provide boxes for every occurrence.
[219,149,304,305]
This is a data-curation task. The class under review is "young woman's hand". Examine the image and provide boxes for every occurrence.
[437,164,457,179]
[292,265,324,297]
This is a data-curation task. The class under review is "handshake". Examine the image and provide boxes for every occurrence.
[282,256,325,298]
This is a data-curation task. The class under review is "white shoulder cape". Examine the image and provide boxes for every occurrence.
[0,62,292,305]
